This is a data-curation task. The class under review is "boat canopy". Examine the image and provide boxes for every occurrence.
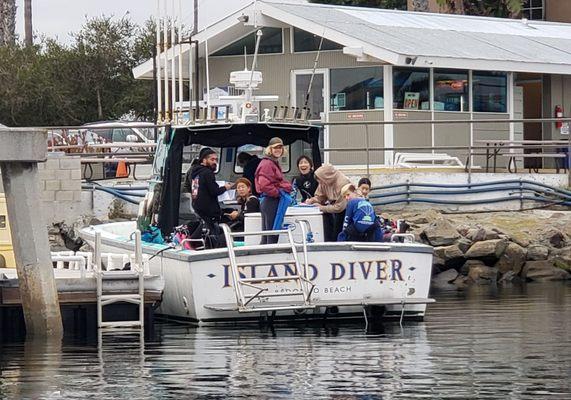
[158,123,322,235]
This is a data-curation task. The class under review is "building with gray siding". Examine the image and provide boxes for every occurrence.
[134,0,571,169]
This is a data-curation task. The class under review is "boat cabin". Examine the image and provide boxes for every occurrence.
[149,122,322,237]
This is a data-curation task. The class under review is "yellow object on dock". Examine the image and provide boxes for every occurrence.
[0,194,16,268]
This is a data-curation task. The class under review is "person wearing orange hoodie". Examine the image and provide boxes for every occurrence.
[306,164,351,241]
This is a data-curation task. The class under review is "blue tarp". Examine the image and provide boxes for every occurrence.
[272,190,292,230]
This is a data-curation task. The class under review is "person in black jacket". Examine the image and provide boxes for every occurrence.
[188,148,233,233]
[292,155,318,202]
[225,177,260,233]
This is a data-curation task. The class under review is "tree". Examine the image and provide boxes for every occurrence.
[435,0,523,17]
[0,0,16,46]
[309,0,407,9]
[0,15,157,126]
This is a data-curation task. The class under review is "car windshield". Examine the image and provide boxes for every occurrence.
[137,127,155,141]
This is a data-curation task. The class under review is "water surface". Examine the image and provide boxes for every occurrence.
[1,282,570,399]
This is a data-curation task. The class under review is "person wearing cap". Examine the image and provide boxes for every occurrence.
[255,137,292,244]
[337,183,383,242]
[305,164,351,241]
[188,147,233,235]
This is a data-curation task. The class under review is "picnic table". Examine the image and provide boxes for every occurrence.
[474,140,569,173]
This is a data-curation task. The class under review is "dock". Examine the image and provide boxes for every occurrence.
[0,267,164,337]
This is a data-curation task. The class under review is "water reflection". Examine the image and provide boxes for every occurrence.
[0,282,569,399]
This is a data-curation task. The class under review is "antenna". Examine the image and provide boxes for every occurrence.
[303,32,325,110]
[247,30,263,100]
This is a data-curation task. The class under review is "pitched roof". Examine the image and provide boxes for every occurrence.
[134,0,571,79]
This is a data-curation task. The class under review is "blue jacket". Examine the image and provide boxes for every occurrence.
[338,198,382,241]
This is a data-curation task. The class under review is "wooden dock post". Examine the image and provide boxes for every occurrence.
[0,128,63,337]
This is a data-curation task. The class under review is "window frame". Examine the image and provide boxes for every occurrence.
[329,65,385,112]
[290,27,343,54]
[472,70,508,114]
[522,0,544,20]
[233,145,291,174]
[392,67,431,111]
[210,28,285,58]
[432,68,470,113]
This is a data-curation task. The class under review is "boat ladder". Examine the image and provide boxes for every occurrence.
[94,231,145,330]
[220,223,315,313]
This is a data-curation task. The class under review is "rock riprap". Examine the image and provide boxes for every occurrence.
[386,209,571,290]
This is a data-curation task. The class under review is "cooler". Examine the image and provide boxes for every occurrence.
[244,205,324,246]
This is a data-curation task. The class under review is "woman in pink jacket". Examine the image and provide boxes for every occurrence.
[255,137,292,244]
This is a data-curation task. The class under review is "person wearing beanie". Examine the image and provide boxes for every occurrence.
[306,164,351,241]
[187,147,233,236]
[255,137,292,244]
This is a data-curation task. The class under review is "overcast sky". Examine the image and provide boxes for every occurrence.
[15,0,253,44]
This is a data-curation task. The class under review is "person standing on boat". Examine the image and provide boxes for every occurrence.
[189,147,233,236]
[305,164,350,242]
[255,137,292,244]
[292,155,318,203]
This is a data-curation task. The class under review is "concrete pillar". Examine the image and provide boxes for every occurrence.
[0,128,63,337]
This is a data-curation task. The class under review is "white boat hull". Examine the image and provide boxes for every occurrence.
[80,222,434,325]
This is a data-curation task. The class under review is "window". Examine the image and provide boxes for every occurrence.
[522,0,544,20]
[433,69,469,112]
[330,67,383,111]
[183,145,221,173]
[112,129,129,142]
[295,73,324,120]
[393,68,430,110]
[234,144,290,173]
[293,28,342,52]
[473,71,507,113]
[212,27,282,56]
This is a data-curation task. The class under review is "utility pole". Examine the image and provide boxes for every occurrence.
[24,0,32,46]
[193,0,198,35]
[0,0,17,46]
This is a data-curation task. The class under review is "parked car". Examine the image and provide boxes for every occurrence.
[80,121,156,144]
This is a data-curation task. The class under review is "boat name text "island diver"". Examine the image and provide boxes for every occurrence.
[221,259,404,288]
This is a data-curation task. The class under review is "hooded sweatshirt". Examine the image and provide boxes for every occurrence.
[189,164,227,219]
[310,164,350,214]
[255,157,292,198]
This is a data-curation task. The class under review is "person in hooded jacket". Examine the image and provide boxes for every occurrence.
[255,137,292,244]
[188,147,233,236]
[306,164,351,242]
[292,155,318,202]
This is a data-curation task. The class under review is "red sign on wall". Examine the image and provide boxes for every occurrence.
[347,113,365,120]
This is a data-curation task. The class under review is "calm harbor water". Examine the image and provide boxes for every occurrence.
[1,282,570,399]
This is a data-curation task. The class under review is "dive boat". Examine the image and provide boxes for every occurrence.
[79,119,434,325]
[79,35,434,325]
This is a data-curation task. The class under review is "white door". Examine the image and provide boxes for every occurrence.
[291,69,329,122]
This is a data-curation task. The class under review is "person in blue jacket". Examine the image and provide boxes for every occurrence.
[337,183,383,242]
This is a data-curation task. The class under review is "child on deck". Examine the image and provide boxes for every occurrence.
[357,177,372,200]
[337,184,383,242]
